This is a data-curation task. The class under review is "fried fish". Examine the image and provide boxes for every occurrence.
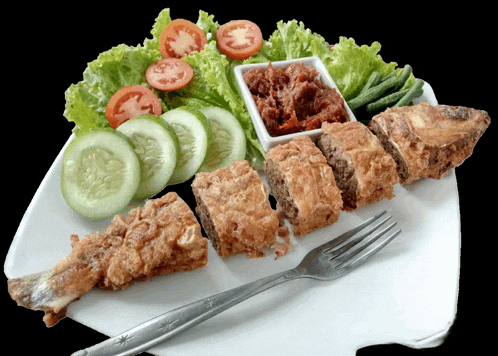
[368,102,491,184]
[7,192,208,326]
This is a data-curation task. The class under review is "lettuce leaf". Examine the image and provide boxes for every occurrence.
[145,9,219,54]
[144,7,171,54]
[64,82,107,134]
[195,10,220,41]
[63,9,408,171]
[263,20,333,62]
[83,44,161,101]
[64,8,170,136]
[150,8,171,41]
[64,43,161,135]
[246,20,404,101]
[326,37,398,100]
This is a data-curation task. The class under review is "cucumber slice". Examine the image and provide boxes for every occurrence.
[199,106,247,172]
[160,107,213,184]
[117,114,180,200]
[61,129,141,220]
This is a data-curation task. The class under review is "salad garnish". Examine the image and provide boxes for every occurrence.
[61,7,421,219]
[216,20,263,60]
[146,58,194,92]
[105,85,163,129]
[158,19,208,58]
[64,8,415,169]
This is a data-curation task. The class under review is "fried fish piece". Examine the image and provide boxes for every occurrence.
[318,121,399,211]
[192,160,279,258]
[368,102,490,184]
[7,192,208,327]
[265,136,343,237]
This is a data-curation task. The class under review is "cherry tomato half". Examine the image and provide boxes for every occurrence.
[216,20,263,60]
[159,19,208,58]
[146,58,194,92]
[105,85,162,129]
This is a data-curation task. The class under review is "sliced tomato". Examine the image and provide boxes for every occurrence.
[159,19,208,58]
[216,20,263,60]
[105,85,162,129]
[146,58,193,92]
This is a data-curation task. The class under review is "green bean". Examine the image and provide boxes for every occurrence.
[380,71,396,82]
[347,75,399,111]
[393,79,425,107]
[366,89,410,113]
[393,64,412,91]
[360,71,382,94]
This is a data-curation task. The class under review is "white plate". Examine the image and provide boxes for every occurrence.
[4,82,459,356]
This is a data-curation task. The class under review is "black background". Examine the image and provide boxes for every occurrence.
[5,4,492,355]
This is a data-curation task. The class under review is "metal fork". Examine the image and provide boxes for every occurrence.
[72,210,400,356]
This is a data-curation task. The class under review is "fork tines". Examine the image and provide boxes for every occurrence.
[324,210,401,268]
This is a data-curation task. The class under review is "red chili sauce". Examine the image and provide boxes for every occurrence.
[243,62,349,137]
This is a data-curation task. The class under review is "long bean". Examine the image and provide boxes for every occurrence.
[366,89,410,113]
[393,79,425,107]
[393,64,412,91]
[360,71,381,95]
[347,75,399,111]
[380,71,396,82]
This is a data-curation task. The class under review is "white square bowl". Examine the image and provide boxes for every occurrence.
[234,56,356,152]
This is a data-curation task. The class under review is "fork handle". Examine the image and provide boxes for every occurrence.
[71,267,302,356]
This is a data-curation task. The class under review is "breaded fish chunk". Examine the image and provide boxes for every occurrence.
[192,160,279,258]
[318,121,399,211]
[8,192,208,327]
[265,136,343,236]
[368,102,490,184]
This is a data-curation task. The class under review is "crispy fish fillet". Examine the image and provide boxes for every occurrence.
[368,102,491,184]
[192,160,279,258]
[7,192,208,327]
[318,121,399,211]
[265,136,343,236]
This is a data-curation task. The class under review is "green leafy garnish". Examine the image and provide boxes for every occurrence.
[246,20,407,101]
[63,8,414,170]
[64,44,161,135]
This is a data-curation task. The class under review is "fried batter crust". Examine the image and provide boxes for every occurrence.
[319,121,399,211]
[368,102,491,184]
[8,192,208,326]
[192,160,279,258]
[265,136,343,236]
